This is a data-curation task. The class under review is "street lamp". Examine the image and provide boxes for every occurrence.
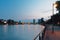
[52,3,58,33]
[52,3,58,15]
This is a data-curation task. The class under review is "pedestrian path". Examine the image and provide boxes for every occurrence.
[44,25,60,40]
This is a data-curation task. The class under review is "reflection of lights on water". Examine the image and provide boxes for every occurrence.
[15,25,20,35]
[16,25,18,27]
[3,25,8,33]
[28,25,30,31]
[22,25,25,30]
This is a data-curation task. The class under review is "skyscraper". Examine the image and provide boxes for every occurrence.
[33,19,35,24]
[38,19,41,24]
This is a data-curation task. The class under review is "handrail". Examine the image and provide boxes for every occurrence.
[34,29,44,40]
[34,25,47,40]
[34,32,41,40]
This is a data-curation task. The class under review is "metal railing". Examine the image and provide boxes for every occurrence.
[34,29,45,40]
[34,25,47,40]
[34,31,42,40]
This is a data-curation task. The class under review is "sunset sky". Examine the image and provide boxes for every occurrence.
[0,0,57,21]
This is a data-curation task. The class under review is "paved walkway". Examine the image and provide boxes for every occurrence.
[44,25,60,40]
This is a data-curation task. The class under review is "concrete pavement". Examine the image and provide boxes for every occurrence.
[43,25,60,40]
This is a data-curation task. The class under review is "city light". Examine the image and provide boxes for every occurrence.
[4,21,7,24]
[53,3,58,8]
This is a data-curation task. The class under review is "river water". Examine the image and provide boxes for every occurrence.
[0,24,44,40]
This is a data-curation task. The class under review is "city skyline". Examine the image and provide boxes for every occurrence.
[0,0,57,20]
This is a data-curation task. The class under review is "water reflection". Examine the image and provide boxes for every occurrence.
[22,25,25,31]
[0,25,44,40]
[27,25,31,31]
[15,25,19,32]
[3,25,8,33]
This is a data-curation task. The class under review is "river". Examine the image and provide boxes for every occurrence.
[0,24,44,40]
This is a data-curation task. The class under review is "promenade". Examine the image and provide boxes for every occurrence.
[44,25,60,40]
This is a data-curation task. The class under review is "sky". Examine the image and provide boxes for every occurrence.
[0,0,57,21]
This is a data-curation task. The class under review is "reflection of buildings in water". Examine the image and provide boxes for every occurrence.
[3,25,8,33]
[15,25,20,36]
[22,25,25,31]
[27,25,31,31]
[15,25,19,32]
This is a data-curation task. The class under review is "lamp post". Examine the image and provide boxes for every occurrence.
[52,4,54,15]
[52,3,58,33]
[52,3,54,33]
[52,3,58,15]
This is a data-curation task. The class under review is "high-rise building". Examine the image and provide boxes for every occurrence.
[38,19,41,24]
[33,19,35,24]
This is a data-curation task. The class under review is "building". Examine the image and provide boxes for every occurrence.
[33,19,35,24]
[38,19,41,24]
